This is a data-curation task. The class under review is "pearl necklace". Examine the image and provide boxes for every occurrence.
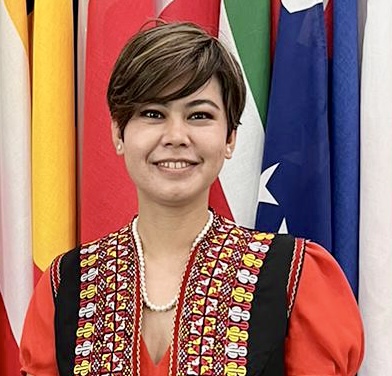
[132,210,214,313]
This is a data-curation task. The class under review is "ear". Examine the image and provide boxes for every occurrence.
[224,130,237,159]
[111,121,124,155]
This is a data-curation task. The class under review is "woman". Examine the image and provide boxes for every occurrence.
[20,22,363,376]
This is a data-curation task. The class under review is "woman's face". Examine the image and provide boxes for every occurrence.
[112,76,236,208]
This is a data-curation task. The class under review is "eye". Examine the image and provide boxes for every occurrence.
[189,112,213,120]
[140,109,164,119]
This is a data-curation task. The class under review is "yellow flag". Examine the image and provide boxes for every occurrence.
[32,0,76,270]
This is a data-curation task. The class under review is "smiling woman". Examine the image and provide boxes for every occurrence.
[114,77,234,208]
[19,22,363,376]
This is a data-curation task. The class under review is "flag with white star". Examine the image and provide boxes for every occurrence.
[255,1,332,251]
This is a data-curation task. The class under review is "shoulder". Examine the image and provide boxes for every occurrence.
[217,214,295,245]
[56,223,132,261]
[225,216,337,285]
[224,216,302,272]
[216,214,301,271]
[50,223,132,296]
[217,215,306,312]
[298,240,357,301]
[285,241,364,373]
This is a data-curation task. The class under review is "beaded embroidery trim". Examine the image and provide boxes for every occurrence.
[73,225,137,376]
[286,238,305,318]
[50,254,63,299]
[174,216,273,376]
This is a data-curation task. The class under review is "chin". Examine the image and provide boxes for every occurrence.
[151,188,209,208]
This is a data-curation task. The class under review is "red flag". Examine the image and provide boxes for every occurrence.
[159,0,220,36]
[81,0,154,241]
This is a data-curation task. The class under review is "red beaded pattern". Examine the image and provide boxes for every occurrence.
[73,225,137,376]
[174,216,273,376]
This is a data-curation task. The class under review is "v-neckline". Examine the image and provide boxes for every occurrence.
[140,335,171,369]
[134,211,217,375]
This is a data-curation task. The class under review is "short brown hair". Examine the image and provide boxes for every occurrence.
[107,21,246,139]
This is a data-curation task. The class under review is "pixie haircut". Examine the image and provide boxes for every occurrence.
[107,21,246,140]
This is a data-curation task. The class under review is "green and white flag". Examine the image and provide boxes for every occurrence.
[218,0,270,227]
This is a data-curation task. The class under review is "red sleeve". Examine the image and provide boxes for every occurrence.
[285,241,364,375]
[19,267,59,376]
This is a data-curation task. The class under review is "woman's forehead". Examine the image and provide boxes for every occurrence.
[145,76,223,104]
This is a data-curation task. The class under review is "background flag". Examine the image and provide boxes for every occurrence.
[80,0,154,242]
[330,0,360,296]
[256,1,332,250]
[0,1,32,374]
[1,0,76,372]
[218,0,269,227]
[358,0,392,372]
[31,0,76,272]
[76,0,89,224]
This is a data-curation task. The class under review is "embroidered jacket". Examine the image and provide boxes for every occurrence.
[51,214,304,376]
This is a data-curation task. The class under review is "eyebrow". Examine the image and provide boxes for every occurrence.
[185,99,221,111]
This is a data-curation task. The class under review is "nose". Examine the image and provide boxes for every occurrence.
[161,116,190,147]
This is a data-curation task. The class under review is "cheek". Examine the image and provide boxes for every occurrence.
[122,145,145,180]
[123,153,137,181]
[205,143,228,170]
[201,128,228,156]
[122,131,149,163]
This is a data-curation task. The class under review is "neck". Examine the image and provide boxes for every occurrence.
[136,202,211,259]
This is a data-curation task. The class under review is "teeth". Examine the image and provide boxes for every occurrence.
[158,161,191,169]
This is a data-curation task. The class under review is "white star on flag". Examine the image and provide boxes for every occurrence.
[257,163,289,234]
[257,163,280,205]
[278,218,289,234]
[282,0,329,13]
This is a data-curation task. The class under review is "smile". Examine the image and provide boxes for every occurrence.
[156,161,193,169]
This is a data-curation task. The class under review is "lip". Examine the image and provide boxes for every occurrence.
[154,158,198,165]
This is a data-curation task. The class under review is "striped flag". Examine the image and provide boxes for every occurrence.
[0,1,32,374]
[1,1,76,373]
[358,0,392,372]
[218,0,269,226]
[255,1,332,250]
[331,0,360,296]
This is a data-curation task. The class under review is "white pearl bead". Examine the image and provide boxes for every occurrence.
[132,210,214,313]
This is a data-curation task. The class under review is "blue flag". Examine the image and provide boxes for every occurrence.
[330,0,360,296]
[256,3,331,251]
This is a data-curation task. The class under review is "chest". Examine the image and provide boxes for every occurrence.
[141,309,175,364]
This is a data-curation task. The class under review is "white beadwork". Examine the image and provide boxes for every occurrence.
[132,210,214,313]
